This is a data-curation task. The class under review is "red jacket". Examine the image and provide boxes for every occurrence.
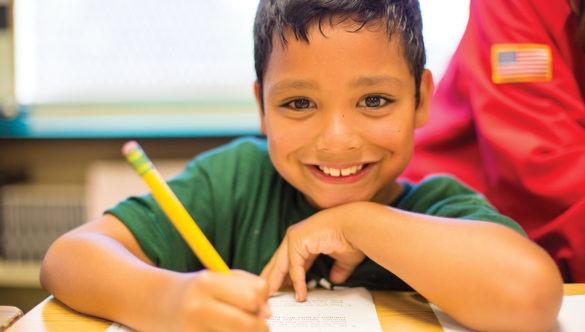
[403,0,585,281]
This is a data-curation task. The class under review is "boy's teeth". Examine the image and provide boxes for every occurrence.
[318,165,363,177]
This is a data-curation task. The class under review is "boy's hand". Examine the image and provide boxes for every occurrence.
[164,269,271,332]
[260,207,366,301]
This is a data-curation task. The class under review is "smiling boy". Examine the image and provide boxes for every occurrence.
[257,20,419,210]
[41,1,563,331]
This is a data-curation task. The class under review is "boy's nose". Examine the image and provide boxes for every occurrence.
[315,111,361,152]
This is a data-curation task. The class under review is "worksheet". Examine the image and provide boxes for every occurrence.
[106,323,132,332]
[106,287,382,331]
[267,287,383,332]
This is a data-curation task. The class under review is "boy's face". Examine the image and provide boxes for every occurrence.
[255,19,433,209]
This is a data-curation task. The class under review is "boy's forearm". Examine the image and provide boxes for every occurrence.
[339,201,563,331]
[40,231,177,331]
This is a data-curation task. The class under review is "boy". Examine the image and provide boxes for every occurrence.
[41,0,563,331]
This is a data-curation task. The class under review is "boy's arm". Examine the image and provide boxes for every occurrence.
[41,214,271,332]
[261,201,563,332]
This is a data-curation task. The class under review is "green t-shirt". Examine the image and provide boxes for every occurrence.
[107,136,524,291]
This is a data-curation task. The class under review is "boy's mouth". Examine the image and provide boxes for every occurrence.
[315,164,367,177]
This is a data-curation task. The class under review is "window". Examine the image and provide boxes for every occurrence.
[3,0,470,138]
[14,0,258,105]
[420,0,470,80]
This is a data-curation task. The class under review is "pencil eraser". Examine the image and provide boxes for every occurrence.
[122,140,139,156]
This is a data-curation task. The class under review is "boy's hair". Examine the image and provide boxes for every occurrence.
[253,0,426,109]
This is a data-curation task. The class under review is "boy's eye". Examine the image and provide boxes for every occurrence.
[284,98,315,110]
[357,95,392,108]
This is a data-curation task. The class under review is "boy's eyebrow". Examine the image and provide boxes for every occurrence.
[350,76,404,88]
[268,79,320,94]
[267,76,403,94]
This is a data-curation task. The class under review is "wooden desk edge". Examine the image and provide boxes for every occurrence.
[8,284,585,331]
[563,283,585,295]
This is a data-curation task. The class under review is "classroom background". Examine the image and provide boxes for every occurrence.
[0,0,470,312]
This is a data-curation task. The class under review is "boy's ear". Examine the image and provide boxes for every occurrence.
[414,69,434,128]
[254,81,267,135]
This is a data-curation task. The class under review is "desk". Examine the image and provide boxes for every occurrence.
[8,284,585,331]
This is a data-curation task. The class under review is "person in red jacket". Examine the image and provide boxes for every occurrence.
[403,0,585,282]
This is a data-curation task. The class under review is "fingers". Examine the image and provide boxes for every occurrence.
[207,270,271,318]
[260,239,291,295]
[230,270,272,319]
[288,247,317,302]
[261,235,316,301]
[329,260,358,284]
[173,270,271,332]
[203,299,269,332]
[261,208,365,302]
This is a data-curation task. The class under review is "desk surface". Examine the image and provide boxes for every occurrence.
[8,284,585,331]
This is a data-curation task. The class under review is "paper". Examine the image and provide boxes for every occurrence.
[553,295,585,332]
[107,287,382,332]
[431,295,585,332]
[267,287,383,332]
[106,323,133,332]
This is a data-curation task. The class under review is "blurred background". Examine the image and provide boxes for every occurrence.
[0,0,469,312]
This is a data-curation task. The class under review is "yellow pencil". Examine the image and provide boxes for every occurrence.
[122,140,230,274]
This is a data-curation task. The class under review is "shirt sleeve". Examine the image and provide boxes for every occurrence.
[398,176,526,236]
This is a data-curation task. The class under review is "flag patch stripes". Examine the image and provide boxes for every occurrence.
[491,44,552,84]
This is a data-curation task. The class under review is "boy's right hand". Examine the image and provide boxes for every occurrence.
[161,269,271,332]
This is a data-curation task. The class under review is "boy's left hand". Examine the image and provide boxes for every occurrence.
[260,206,366,301]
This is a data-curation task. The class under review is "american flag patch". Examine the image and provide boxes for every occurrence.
[491,44,552,84]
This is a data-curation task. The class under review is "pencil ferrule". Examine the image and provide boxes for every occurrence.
[125,147,154,176]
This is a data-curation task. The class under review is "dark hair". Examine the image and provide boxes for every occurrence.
[253,0,426,108]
